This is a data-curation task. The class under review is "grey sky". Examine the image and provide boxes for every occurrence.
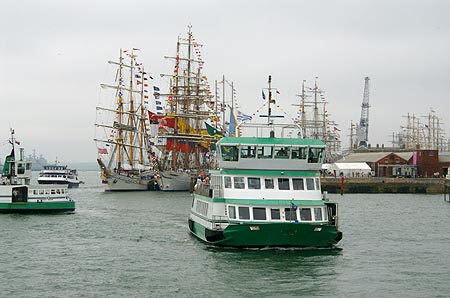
[1,0,449,162]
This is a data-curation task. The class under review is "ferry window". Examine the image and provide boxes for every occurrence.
[300,208,312,221]
[224,176,232,188]
[56,189,61,194]
[291,147,307,159]
[278,178,290,190]
[314,207,323,221]
[39,190,44,195]
[234,177,245,189]
[285,208,298,221]
[270,208,280,220]
[18,163,25,174]
[293,178,304,190]
[229,206,236,219]
[264,178,274,189]
[306,178,315,190]
[240,146,256,158]
[221,145,238,161]
[257,146,273,159]
[308,147,324,163]
[274,147,290,159]
[315,178,320,190]
[45,190,50,195]
[238,207,250,220]
[51,189,56,194]
[247,177,261,189]
[26,163,32,170]
[253,207,266,220]
[33,190,38,195]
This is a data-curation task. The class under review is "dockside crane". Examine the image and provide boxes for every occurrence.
[357,77,370,147]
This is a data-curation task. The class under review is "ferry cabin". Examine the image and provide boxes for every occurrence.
[189,137,342,248]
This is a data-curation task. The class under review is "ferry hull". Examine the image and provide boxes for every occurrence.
[188,218,342,248]
[0,201,75,213]
[37,180,81,188]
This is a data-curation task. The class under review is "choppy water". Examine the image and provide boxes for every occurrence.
[1,171,450,297]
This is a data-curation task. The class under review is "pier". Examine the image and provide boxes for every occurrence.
[321,177,446,194]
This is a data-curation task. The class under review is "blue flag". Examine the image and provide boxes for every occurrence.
[262,90,266,100]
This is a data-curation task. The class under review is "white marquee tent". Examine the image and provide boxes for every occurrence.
[330,162,372,178]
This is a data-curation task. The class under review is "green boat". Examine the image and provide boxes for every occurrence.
[0,130,75,213]
[188,77,342,248]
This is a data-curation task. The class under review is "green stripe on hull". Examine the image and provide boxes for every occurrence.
[0,201,75,213]
[189,218,341,248]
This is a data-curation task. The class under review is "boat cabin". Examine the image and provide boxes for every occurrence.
[217,137,326,171]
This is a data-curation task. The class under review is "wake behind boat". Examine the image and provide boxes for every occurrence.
[1,129,75,213]
[188,76,342,248]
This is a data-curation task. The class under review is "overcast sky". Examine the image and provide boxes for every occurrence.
[1,0,449,163]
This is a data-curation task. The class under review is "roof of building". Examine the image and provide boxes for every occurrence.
[337,151,414,163]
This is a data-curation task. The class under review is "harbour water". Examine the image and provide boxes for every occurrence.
[1,171,450,298]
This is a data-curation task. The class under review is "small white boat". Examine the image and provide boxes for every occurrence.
[37,164,82,188]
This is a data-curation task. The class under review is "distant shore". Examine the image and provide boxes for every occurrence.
[321,177,450,194]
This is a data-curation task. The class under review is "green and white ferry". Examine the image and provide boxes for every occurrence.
[0,131,75,213]
[188,129,342,248]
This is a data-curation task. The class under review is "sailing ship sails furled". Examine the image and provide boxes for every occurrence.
[94,49,155,191]
[148,27,218,191]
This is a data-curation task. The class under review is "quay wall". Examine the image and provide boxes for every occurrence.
[321,177,450,194]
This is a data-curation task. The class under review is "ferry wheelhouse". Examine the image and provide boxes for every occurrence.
[188,136,342,248]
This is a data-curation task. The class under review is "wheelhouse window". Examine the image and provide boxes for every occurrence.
[314,207,323,221]
[274,147,290,159]
[306,178,315,190]
[247,177,261,189]
[270,208,280,220]
[253,207,266,220]
[264,178,274,189]
[221,145,239,161]
[257,146,273,159]
[308,147,324,163]
[285,208,298,221]
[240,146,256,158]
[291,147,307,159]
[233,177,245,189]
[278,178,290,190]
[238,206,250,220]
[224,176,232,188]
[293,178,304,190]
[229,206,236,219]
[300,208,312,221]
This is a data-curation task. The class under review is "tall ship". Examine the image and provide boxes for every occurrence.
[149,27,218,191]
[0,130,75,213]
[294,78,342,162]
[94,49,155,191]
[188,77,342,248]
